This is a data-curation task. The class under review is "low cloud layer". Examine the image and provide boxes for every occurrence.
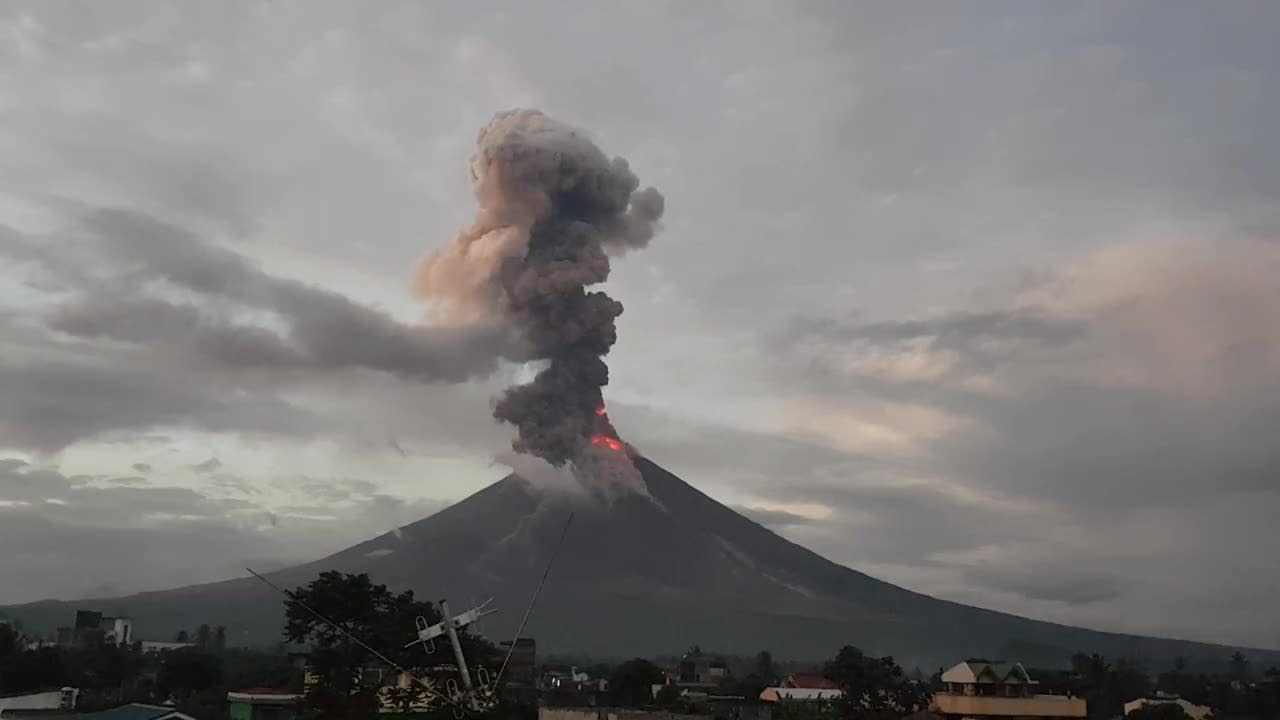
[0,458,446,605]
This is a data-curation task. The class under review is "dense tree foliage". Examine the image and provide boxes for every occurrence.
[284,570,493,719]
[1128,703,1192,719]
[822,645,928,720]
[609,658,665,706]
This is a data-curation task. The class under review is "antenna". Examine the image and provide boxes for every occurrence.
[406,597,499,713]
[246,508,574,715]
[244,568,458,710]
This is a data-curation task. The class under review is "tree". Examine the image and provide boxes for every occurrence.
[284,571,491,719]
[654,684,682,707]
[1229,651,1250,682]
[823,645,928,719]
[776,698,836,720]
[0,623,16,658]
[158,649,222,700]
[756,650,777,684]
[610,658,664,707]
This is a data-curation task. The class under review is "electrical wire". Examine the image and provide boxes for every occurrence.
[244,567,459,709]
[493,511,574,687]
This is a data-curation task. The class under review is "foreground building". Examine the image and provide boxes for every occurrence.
[0,687,79,716]
[227,688,302,720]
[932,661,1086,719]
[78,704,196,720]
[1123,694,1213,720]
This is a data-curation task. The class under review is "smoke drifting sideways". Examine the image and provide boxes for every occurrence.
[416,109,664,492]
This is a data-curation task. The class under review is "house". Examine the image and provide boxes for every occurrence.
[677,652,727,685]
[226,688,301,720]
[544,667,609,707]
[76,703,197,720]
[139,641,196,654]
[1123,695,1213,720]
[56,610,134,647]
[783,674,840,690]
[758,687,842,702]
[932,660,1086,719]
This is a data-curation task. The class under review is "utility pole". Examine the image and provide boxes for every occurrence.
[440,600,475,700]
[407,597,496,712]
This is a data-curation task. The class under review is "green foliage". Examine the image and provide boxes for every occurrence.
[822,645,928,720]
[158,649,223,700]
[1229,651,1250,682]
[284,570,493,719]
[654,684,683,707]
[756,650,777,685]
[718,672,769,702]
[1067,652,1152,719]
[0,623,17,657]
[776,697,836,720]
[222,650,302,692]
[609,657,665,707]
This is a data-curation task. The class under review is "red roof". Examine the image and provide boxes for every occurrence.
[785,674,840,690]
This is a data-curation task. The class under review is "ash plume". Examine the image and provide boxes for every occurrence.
[416,109,664,467]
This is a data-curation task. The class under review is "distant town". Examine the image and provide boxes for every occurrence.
[2,572,1277,720]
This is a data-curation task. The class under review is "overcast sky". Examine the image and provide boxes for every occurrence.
[2,1,1278,650]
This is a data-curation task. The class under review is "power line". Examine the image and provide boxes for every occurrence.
[494,511,574,687]
[244,567,458,709]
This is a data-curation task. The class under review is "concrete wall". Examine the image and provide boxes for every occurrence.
[933,693,1087,718]
[0,689,71,714]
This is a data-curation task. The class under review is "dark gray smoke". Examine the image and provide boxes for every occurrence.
[38,207,515,383]
[416,109,665,466]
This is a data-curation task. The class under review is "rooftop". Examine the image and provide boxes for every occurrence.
[77,704,195,720]
[940,660,1037,686]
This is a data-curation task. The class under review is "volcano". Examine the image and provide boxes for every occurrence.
[5,456,1276,669]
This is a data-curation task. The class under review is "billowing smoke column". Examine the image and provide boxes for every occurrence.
[416,109,664,469]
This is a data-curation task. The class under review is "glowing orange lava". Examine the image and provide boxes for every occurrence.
[591,435,623,452]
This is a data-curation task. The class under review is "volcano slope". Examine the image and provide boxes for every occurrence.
[5,456,1276,669]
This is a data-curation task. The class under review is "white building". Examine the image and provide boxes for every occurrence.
[101,616,133,646]
[759,687,843,702]
[140,641,196,654]
[1124,695,1213,720]
[933,660,1086,719]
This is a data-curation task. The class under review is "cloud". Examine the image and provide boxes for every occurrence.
[39,207,518,381]
[131,463,151,473]
[749,239,1280,645]
[0,356,320,453]
[0,458,449,605]
[961,567,1123,606]
[191,457,222,474]
[732,505,822,530]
